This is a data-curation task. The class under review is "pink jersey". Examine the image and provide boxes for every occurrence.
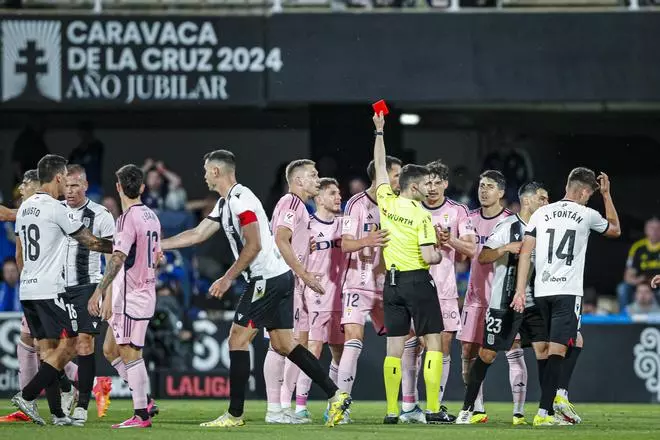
[423,198,474,299]
[271,193,312,271]
[341,191,385,294]
[464,207,512,307]
[304,215,347,312]
[112,204,161,320]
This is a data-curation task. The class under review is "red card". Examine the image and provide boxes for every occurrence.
[372,99,389,116]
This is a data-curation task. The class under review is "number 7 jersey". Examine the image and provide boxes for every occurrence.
[14,192,85,300]
[525,200,608,298]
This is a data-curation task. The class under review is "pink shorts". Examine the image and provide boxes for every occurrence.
[457,305,487,344]
[21,315,31,335]
[341,290,386,335]
[110,314,149,348]
[309,310,343,345]
[294,288,309,334]
[440,298,461,333]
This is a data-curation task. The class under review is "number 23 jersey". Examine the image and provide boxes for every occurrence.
[15,192,84,300]
[525,200,608,298]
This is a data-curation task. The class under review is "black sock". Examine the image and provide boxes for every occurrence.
[462,357,491,411]
[537,359,548,389]
[134,408,149,421]
[540,354,563,413]
[23,362,60,401]
[228,350,250,417]
[59,370,72,393]
[77,354,95,409]
[558,346,581,391]
[47,375,65,418]
[287,345,338,399]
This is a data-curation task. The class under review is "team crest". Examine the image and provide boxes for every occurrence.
[83,217,90,228]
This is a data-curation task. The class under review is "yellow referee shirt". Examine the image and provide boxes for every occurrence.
[377,183,437,271]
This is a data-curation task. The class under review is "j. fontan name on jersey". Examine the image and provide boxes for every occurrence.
[543,209,584,224]
[381,208,413,226]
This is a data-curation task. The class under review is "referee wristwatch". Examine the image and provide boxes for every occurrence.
[375,130,384,136]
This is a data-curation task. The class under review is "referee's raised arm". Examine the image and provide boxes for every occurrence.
[373,112,389,187]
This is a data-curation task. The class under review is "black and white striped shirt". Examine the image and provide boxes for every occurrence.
[63,199,115,287]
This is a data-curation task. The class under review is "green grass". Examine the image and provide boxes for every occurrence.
[1,400,659,439]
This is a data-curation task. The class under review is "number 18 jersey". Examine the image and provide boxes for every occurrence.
[15,192,84,300]
[525,200,608,298]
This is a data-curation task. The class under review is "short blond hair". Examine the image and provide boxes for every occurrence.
[285,159,315,185]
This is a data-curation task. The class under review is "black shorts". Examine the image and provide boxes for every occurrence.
[482,306,548,351]
[64,283,101,335]
[22,297,78,340]
[234,271,294,331]
[536,295,582,346]
[383,269,443,337]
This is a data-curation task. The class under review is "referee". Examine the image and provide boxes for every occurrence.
[372,112,445,424]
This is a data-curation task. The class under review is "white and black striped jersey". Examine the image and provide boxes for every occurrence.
[484,214,535,310]
[525,200,609,298]
[63,199,115,287]
[208,183,289,282]
[15,192,84,300]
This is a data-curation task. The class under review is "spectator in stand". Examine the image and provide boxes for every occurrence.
[12,118,49,185]
[141,158,187,211]
[348,177,368,196]
[617,217,660,311]
[0,257,20,312]
[626,283,660,316]
[69,121,105,202]
[102,196,121,220]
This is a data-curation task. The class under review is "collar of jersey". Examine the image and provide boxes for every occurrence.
[422,198,447,211]
[363,191,377,206]
[480,207,506,220]
[312,214,335,225]
[515,213,527,226]
[71,198,91,211]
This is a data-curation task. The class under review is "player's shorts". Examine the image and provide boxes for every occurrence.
[536,294,582,346]
[64,283,101,335]
[20,315,31,335]
[457,305,487,344]
[21,297,78,340]
[308,310,344,345]
[110,313,149,348]
[482,306,548,351]
[234,270,294,331]
[383,269,443,338]
[341,290,387,335]
[440,298,461,333]
[294,286,309,334]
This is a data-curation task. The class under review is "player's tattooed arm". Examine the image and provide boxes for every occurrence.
[161,218,220,250]
[97,251,127,295]
[71,228,114,253]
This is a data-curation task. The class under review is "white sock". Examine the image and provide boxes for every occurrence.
[402,402,416,412]
[537,408,548,418]
[267,403,282,413]
[557,388,568,400]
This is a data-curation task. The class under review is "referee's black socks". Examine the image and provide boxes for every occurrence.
[462,357,491,411]
[540,354,563,413]
[287,345,338,399]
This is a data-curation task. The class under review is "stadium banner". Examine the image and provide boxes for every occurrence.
[0,15,272,108]
[266,12,660,104]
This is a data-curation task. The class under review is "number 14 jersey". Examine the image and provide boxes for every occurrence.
[525,200,608,298]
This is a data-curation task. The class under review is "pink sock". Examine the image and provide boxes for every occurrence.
[112,357,128,382]
[401,337,419,409]
[281,358,301,407]
[295,373,312,410]
[264,347,285,409]
[17,340,39,389]
[439,354,450,405]
[506,348,527,415]
[329,360,339,385]
[337,339,362,393]
[125,359,149,410]
[64,361,78,382]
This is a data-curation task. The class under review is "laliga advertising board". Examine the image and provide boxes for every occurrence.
[0,16,281,107]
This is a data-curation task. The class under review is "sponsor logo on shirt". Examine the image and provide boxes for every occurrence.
[541,271,567,283]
